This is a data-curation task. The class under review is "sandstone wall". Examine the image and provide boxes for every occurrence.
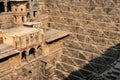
[0,48,62,80]
[45,0,120,80]
[0,13,13,29]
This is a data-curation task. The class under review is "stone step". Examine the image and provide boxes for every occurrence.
[110,74,118,78]
[105,75,116,80]
[101,76,111,80]
[117,58,120,62]
[107,71,112,75]
[112,69,120,75]
[114,67,120,71]
[0,68,12,77]
[114,63,120,71]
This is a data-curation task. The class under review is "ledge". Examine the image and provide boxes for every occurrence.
[45,29,70,43]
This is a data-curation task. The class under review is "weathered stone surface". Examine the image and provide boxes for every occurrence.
[56,62,75,74]
[55,70,67,80]
[63,48,87,60]
[0,0,120,80]
[45,0,120,79]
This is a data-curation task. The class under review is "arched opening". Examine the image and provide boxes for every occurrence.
[21,8,23,11]
[37,45,42,56]
[0,2,5,13]
[27,12,30,17]
[29,48,35,59]
[15,8,17,11]
[7,2,11,12]
[21,51,27,62]
[22,16,24,22]
[48,23,50,27]
[27,12,30,20]
[33,11,37,17]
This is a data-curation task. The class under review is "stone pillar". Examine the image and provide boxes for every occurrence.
[29,0,33,18]
[34,47,38,57]
[30,11,33,18]
[19,52,22,64]
[14,16,16,24]
[4,2,7,12]
[26,50,29,61]
[19,16,22,24]
[13,36,16,48]
[16,16,19,24]
[24,16,27,22]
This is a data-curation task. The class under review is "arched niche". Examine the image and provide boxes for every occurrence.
[21,51,27,62]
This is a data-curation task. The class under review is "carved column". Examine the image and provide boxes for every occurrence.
[14,16,17,24]
[16,16,19,24]
[18,16,22,24]
[4,2,7,12]
[24,16,27,22]
[29,0,33,18]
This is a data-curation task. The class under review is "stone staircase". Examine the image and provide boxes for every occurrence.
[96,58,120,80]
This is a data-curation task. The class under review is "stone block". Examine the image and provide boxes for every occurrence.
[56,63,65,71]
[90,36,108,46]
[55,70,66,80]
[63,47,87,60]
[64,40,83,50]
[83,51,99,61]
[61,54,76,66]
[72,58,87,68]
[103,31,120,40]
[77,34,87,42]
[65,74,82,80]
[79,42,100,53]
[86,29,104,37]
[83,63,106,74]
[60,62,75,73]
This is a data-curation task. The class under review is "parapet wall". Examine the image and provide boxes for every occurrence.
[45,0,120,79]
